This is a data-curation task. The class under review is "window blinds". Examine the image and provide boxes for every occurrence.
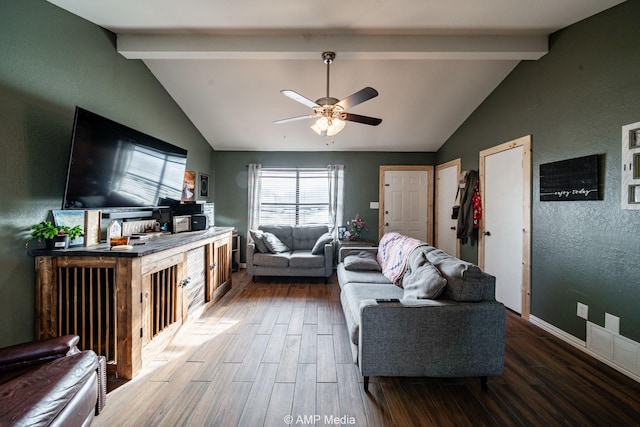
[259,168,330,226]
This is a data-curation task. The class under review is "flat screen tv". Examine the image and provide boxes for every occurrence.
[63,107,188,210]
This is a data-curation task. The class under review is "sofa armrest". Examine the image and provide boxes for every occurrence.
[323,242,335,274]
[246,242,256,275]
[358,300,505,378]
[338,246,378,263]
[0,335,80,369]
[0,350,99,426]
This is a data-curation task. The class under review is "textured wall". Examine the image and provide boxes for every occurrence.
[213,151,436,261]
[437,1,640,341]
[0,1,213,346]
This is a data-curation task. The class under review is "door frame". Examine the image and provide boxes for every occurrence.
[478,135,532,319]
[435,158,462,258]
[379,165,434,242]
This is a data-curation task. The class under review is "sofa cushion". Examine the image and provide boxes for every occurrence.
[311,232,333,255]
[401,248,447,299]
[293,225,329,251]
[344,251,381,271]
[289,251,326,268]
[425,248,488,302]
[337,264,392,289]
[262,232,290,253]
[249,229,269,253]
[402,262,447,300]
[253,252,290,267]
[259,225,293,249]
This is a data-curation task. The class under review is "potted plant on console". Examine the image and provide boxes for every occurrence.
[26,221,84,250]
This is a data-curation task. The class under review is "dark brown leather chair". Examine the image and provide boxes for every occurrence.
[0,335,106,426]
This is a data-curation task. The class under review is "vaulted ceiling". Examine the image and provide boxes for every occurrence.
[47,0,625,151]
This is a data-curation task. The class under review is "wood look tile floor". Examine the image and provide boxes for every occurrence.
[96,271,640,427]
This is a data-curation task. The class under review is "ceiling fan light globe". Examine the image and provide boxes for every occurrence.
[326,118,346,136]
[311,117,329,134]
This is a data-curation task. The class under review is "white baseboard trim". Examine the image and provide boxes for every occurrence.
[529,315,586,349]
[529,315,640,384]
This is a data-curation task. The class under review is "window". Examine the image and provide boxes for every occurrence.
[259,168,330,226]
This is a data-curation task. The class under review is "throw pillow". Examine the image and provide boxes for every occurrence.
[344,251,381,271]
[262,231,290,253]
[402,262,447,300]
[249,229,269,253]
[311,232,334,255]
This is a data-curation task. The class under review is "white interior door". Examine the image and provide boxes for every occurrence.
[480,136,531,317]
[379,166,433,243]
[435,159,461,257]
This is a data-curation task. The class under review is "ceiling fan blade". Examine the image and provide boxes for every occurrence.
[342,113,382,126]
[281,90,320,109]
[273,114,316,124]
[336,87,379,109]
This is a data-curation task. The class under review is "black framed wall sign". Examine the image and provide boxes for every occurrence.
[539,154,601,201]
[199,173,209,198]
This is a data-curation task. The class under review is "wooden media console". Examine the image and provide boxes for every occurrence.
[32,227,234,379]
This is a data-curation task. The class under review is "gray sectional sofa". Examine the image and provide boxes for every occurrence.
[247,225,334,281]
[337,233,505,390]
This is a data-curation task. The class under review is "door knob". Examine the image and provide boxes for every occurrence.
[484,231,491,236]
[450,226,456,230]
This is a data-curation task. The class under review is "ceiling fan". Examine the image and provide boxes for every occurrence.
[274,51,382,137]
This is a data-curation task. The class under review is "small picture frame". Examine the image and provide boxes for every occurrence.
[182,170,196,202]
[83,210,102,247]
[629,185,640,204]
[52,209,85,247]
[630,128,640,149]
[338,226,347,240]
[199,173,209,198]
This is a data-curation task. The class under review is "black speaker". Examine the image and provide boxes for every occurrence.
[191,214,208,231]
[172,203,204,215]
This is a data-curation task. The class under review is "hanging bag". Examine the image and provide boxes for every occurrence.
[451,171,467,219]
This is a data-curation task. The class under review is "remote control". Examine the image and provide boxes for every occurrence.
[376,298,400,303]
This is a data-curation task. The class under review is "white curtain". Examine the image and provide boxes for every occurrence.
[247,163,261,235]
[328,164,345,237]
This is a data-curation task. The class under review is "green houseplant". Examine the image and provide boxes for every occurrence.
[26,221,84,250]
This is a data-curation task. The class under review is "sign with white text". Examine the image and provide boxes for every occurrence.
[540,154,600,201]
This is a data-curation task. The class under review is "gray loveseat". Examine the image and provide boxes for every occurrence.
[247,225,334,281]
[337,233,505,390]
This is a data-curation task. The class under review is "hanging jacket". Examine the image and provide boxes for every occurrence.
[456,170,479,244]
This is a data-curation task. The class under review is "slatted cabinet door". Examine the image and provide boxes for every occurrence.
[205,232,232,303]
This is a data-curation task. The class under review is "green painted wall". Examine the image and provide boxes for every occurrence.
[0,1,213,346]
[437,1,640,341]
[3,0,636,351]
[213,151,435,261]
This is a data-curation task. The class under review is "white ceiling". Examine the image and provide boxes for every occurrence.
[47,0,624,152]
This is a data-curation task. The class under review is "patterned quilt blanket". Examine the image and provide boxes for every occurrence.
[376,232,427,284]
